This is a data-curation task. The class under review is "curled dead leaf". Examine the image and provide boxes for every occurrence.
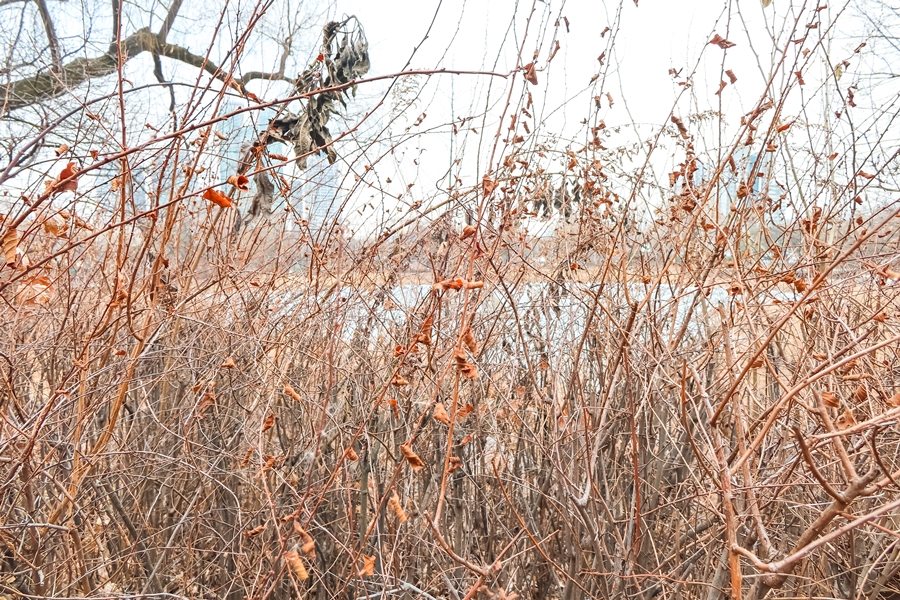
[262,412,276,432]
[2,229,19,266]
[293,521,316,558]
[16,273,53,306]
[360,554,375,576]
[399,443,425,472]
[670,115,689,139]
[196,385,216,420]
[240,446,255,468]
[462,327,478,354]
[284,548,309,580]
[53,162,79,194]
[777,121,794,133]
[202,188,233,208]
[245,524,267,538]
[61,211,93,231]
[523,62,538,85]
[853,384,868,403]
[821,391,840,408]
[221,356,236,369]
[841,372,871,382]
[835,408,857,430]
[416,316,434,346]
[386,398,400,418]
[433,402,451,426]
[259,454,278,473]
[345,446,359,461]
[284,383,302,402]
[227,174,251,191]
[709,34,736,49]
[388,490,408,523]
[453,348,479,379]
[482,174,496,197]
[42,214,68,237]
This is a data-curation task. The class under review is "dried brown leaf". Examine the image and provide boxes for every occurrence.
[709,34,736,49]
[523,62,538,85]
[835,408,857,430]
[202,188,233,208]
[284,548,309,580]
[284,383,302,402]
[227,174,251,191]
[53,162,79,193]
[433,402,451,426]
[293,521,316,558]
[399,443,425,472]
[462,327,478,354]
[42,214,68,237]
[360,554,375,576]
[482,174,496,197]
[388,490,408,523]
[821,391,840,407]
[2,229,19,266]
[262,412,276,432]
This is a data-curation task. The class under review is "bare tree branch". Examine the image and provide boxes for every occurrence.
[32,0,61,72]
[156,0,184,44]
[1,28,237,113]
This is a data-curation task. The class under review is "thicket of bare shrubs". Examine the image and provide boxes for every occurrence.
[2,0,900,599]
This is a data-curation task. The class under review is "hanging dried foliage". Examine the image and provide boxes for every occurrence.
[268,18,370,168]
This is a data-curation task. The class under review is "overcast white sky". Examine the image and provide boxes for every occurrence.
[308,0,876,236]
[327,0,861,134]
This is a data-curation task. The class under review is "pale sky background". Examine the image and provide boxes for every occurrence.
[13,0,885,240]
[291,0,878,236]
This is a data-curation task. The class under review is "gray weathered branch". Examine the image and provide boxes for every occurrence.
[1,28,238,112]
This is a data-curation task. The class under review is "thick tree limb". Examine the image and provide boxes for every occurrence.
[156,0,184,44]
[1,27,239,112]
[33,0,61,72]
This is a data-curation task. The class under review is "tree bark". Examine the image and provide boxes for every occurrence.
[1,27,232,113]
